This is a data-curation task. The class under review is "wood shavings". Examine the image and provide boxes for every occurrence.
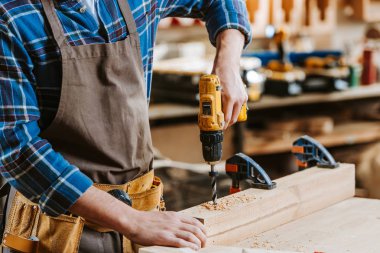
[200,194,256,211]
[250,237,276,250]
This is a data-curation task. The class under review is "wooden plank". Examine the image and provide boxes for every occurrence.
[180,164,355,246]
[244,121,380,155]
[237,198,380,253]
[140,246,300,253]
[265,116,334,135]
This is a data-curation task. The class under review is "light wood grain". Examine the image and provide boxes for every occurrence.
[180,164,355,246]
[140,246,300,253]
[244,121,380,155]
[265,116,334,135]
[237,198,380,253]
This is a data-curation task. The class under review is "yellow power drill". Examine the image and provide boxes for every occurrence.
[198,75,247,205]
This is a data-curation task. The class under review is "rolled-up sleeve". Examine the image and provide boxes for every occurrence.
[0,23,93,217]
[159,0,252,48]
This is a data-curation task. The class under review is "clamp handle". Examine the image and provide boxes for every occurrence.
[292,135,339,170]
[226,153,277,194]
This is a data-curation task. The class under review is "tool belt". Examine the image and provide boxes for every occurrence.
[1,171,164,253]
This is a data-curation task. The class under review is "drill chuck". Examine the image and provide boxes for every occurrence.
[200,131,223,163]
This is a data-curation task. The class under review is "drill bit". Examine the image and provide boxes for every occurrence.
[210,164,218,205]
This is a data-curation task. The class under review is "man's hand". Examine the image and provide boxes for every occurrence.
[70,187,206,251]
[124,210,207,250]
[212,29,248,129]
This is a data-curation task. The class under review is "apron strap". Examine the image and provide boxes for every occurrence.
[116,0,140,43]
[40,0,68,48]
[40,0,140,48]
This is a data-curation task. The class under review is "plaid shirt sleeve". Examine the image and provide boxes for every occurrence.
[158,0,252,47]
[0,22,93,217]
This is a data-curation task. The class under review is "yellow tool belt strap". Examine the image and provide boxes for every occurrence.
[86,171,164,232]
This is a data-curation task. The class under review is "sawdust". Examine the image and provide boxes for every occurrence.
[250,236,276,250]
[249,235,309,252]
[200,194,256,211]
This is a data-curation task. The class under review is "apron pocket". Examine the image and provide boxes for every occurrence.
[37,212,84,252]
[5,194,39,238]
[3,192,84,253]
[129,176,164,211]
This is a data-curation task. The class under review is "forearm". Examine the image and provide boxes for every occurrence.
[212,29,248,128]
[69,186,135,236]
[213,29,245,73]
[70,186,207,250]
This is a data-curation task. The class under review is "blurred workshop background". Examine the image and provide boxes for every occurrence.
[149,0,380,211]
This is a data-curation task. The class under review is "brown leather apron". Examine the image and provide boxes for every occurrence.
[2,0,157,252]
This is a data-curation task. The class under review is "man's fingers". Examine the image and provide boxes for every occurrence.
[229,102,242,126]
[166,237,199,251]
[179,215,207,247]
[222,96,233,130]
[181,224,207,248]
[175,231,201,251]
[179,215,207,234]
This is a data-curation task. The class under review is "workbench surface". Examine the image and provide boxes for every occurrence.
[237,197,380,253]
[142,198,380,253]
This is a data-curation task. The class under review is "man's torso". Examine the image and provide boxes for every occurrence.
[0,0,159,128]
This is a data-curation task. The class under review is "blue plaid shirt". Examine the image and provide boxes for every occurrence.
[0,0,251,216]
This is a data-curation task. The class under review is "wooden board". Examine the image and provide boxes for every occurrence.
[180,164,355,246]
[237,198,380,253]
[244,121,380,155]
[265,116,334,135]
[141,198,380,253]
[140,246,300,253]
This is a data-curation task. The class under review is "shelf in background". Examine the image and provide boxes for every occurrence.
[243,121,380,156]
[251,84,380,110]
[149,84,380,120]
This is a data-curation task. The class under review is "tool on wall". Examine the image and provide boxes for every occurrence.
[292,135,339,170]
[268,0,274,26]
[226,153,277,194]
[246,0,260,23]
[305,0,311,26]
[198,75,247,205]
[316,0,329,21]
[302,55,350,92]
[282,0,294,23]
[261,28,305,96]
